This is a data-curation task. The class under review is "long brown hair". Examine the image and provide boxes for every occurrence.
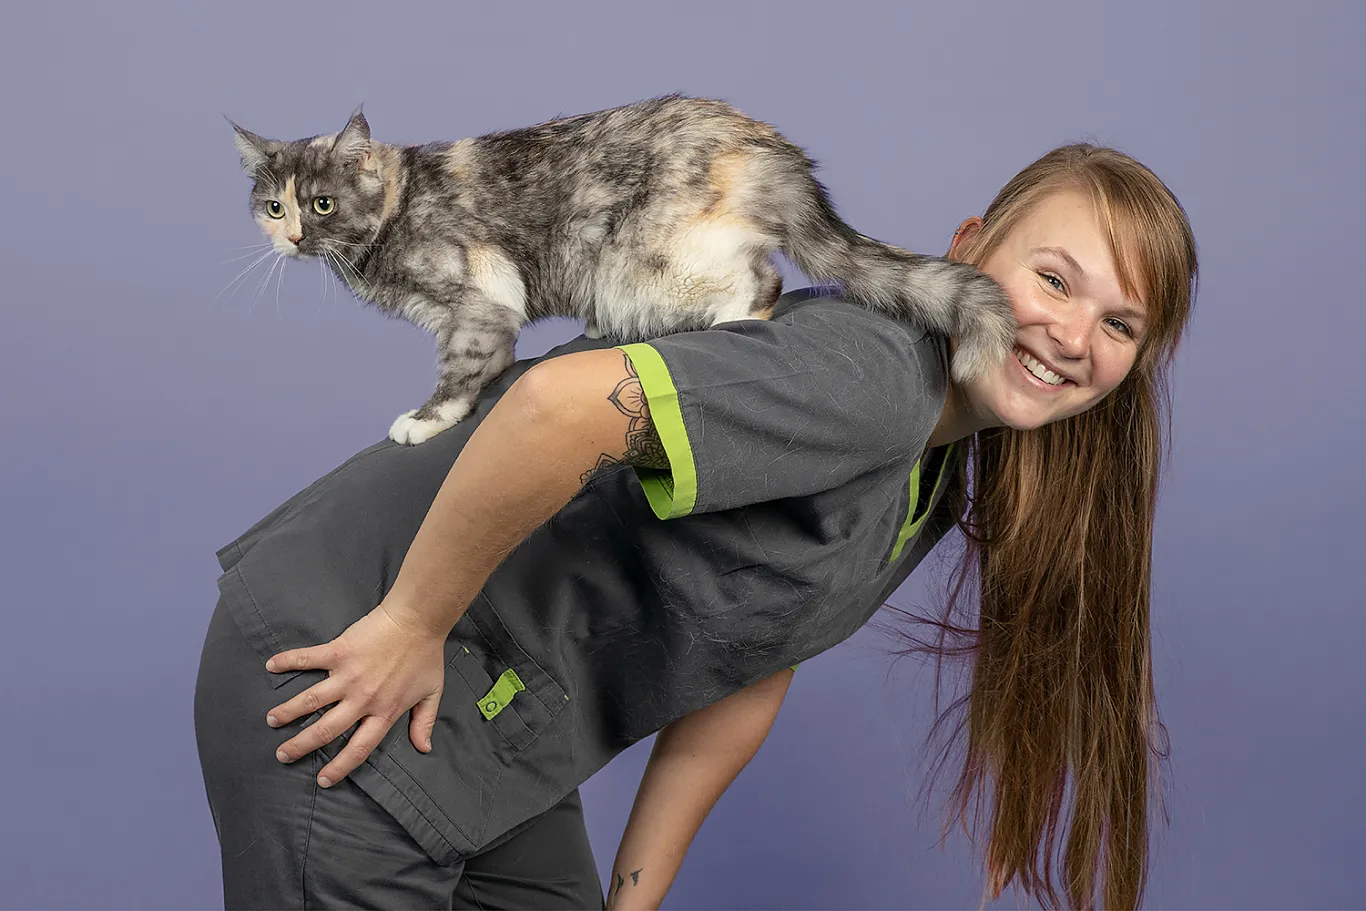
[892,144,1197,909]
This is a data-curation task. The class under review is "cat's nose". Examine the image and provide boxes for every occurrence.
[287,233,303,245]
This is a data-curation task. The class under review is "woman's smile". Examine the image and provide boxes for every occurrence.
[1011,345,1074,392]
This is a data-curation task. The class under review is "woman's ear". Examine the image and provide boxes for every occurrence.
[948,217,984,260]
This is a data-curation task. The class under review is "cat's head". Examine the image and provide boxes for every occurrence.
[229,110,388,261]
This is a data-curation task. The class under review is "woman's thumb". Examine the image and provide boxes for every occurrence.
[410,691,440,752]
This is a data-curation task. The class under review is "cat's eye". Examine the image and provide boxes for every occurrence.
[265,200,285,219]
[313,196,336,215]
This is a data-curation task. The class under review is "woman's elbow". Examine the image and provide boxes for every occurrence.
[513,352,604,416]
[511,349,644,451]
[508,360,571,428]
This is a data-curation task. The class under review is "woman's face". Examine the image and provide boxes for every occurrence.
[951,190,1149,431]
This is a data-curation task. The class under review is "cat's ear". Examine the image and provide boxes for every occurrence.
[333,107,372,168]
[227,119,280,176]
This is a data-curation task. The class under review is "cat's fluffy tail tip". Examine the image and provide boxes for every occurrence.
[948,309,1017,386]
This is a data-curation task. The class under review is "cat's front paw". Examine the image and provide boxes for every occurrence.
[388,401,472,445]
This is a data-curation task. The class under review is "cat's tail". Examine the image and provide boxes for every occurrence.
[775,175,1016,384]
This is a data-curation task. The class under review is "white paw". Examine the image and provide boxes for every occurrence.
[583,321,605,340]
[388,401,472,445]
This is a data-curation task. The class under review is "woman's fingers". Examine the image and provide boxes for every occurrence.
[259,603,450,785]
[266,675,344,730]
[274,701,364,769]
[269,693,357,764]
[317,715,399,786]
[265,642,335,674]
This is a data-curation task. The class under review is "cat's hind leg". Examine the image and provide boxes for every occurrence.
[646,210,782,329]
[388,303,519,445]
[701,252,783,328]
[590,219,780,340]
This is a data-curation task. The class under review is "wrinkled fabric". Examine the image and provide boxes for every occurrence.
[209,290,960,865]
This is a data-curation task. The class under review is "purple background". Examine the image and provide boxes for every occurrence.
[1,1,1362,907]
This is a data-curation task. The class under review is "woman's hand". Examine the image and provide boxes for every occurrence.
[264,600,448,787]
[258,348,666,788]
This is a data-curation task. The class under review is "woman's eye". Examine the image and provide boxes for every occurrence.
[265,200,284,219]
[1040,272,1066,293]
[313,196,335,215]
[1107,318,1134,337]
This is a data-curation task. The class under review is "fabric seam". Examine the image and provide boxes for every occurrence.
[368,752,475,849]
[299,752,321,910]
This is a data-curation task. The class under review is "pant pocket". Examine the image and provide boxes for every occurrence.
[457,592,570,753]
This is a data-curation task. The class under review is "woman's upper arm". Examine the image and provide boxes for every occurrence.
[515,346,672,486]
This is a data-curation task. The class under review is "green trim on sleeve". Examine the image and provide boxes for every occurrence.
[888,443,955,563]
[615,343,698,519]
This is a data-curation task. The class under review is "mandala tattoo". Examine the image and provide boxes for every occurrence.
[580,354,671,485]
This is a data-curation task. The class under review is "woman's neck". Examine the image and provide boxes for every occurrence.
[929,368,997,448]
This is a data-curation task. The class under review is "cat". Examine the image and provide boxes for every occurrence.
[229,94,1014,445]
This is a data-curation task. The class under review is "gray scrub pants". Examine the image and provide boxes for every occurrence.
[194,597,605,910]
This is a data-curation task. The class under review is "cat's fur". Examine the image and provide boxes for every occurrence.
[230,95,1014,444]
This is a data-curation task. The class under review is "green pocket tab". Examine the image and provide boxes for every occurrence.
[477,668,526,720]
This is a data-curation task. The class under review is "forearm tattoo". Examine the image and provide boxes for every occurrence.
[608,867,644,904]
[579,353,670,485]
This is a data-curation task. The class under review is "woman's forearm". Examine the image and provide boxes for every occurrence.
[385,347,667,636]
[606,668,794,911]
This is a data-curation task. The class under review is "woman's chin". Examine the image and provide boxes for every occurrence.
[985,390,1057,432]
[1001,414,1050,432]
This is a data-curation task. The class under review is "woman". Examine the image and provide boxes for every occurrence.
[195,142,1196,910]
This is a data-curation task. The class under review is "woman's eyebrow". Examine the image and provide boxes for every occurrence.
[1032,245,1086,279]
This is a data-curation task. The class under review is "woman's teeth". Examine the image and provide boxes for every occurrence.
[1015,348,1065,386]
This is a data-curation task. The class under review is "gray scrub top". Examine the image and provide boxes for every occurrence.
[212,289,962,865]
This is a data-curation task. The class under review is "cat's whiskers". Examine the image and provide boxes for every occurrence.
[327,247,357,275]
[330,252,346,311]
[326,253,340,312]
[323,244,367,288]
[247,252,285,317]
[244,253,275,316]
[214,249,275,310]
[276,250,288,316]
[320,248,341,290]
[221,243,275,264]
[316,256,327,316]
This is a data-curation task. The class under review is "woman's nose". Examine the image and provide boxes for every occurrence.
[1048,316,1091,358]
